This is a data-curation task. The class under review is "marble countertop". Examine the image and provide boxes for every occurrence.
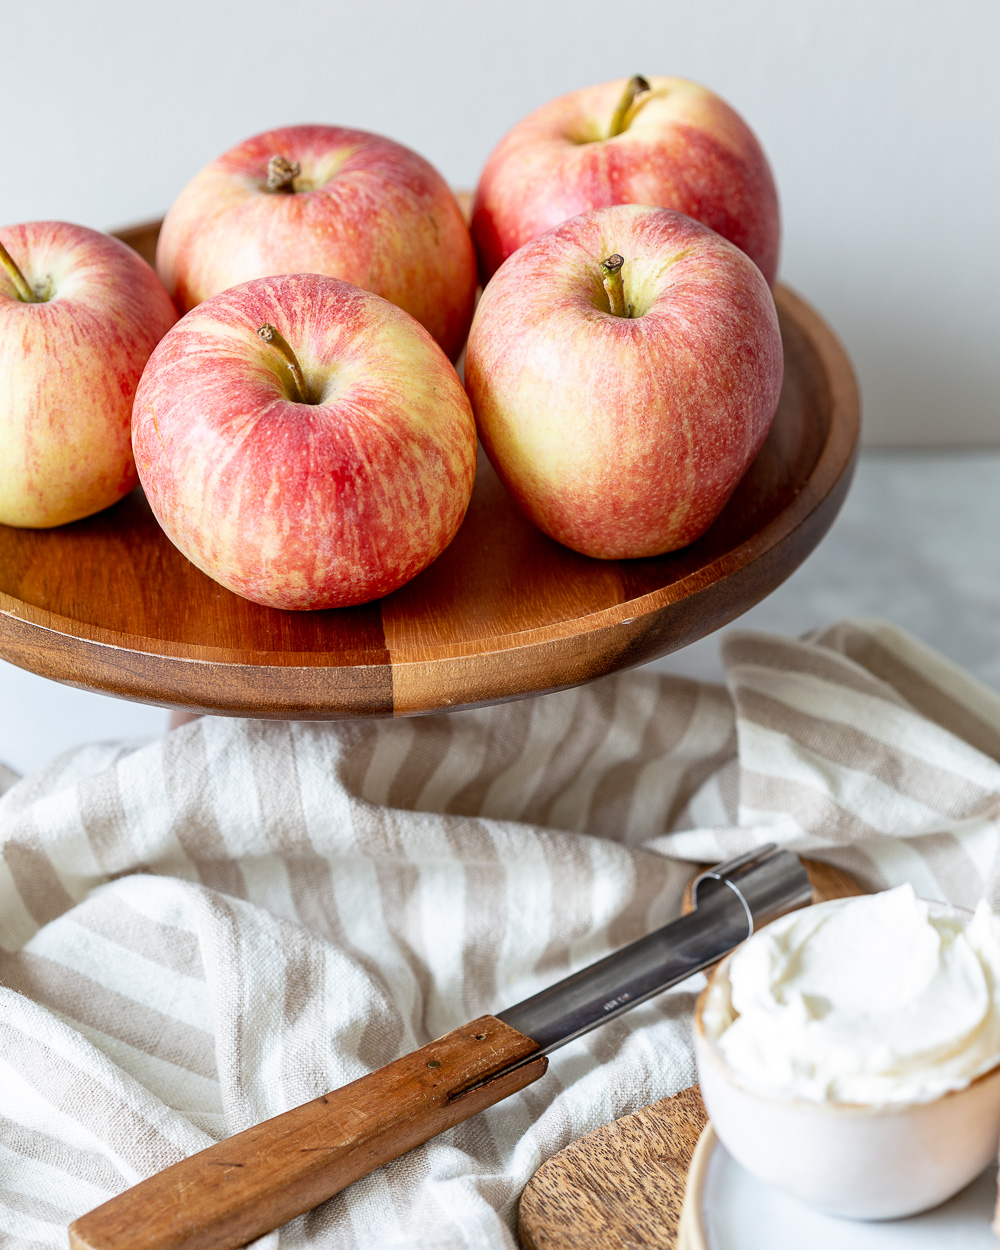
[2,450,998,776]
[654,449,1000,688]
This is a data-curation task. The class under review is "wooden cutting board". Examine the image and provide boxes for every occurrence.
[518,859,864,1249]
[519,1085,709,1250]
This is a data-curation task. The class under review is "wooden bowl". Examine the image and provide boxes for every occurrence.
[0,221,859,720]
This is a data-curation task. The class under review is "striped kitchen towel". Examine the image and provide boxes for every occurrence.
[2,618,1000,1248]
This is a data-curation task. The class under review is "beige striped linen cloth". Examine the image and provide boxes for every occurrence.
[3,617,1000,1248]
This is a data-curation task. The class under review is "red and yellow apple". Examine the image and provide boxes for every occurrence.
[0,221,177,528]
[472,76,780,286]
[132,272,477,610]
[156,125,477,361]
[464,204,783,559]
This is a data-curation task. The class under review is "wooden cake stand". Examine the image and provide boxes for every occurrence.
[0,221,859,720]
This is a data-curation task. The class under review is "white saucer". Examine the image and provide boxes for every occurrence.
[679,1124,998,1248]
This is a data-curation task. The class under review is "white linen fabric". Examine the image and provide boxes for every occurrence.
[3,618,1000,1248]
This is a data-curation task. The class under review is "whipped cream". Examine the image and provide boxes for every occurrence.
[701,884,1000,1105]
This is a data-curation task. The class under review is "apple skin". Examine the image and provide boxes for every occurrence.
[0,221,177,528]
[156,125,477,361]
[464,205,783,560]
[132,273,477,610]
[472,76,780,286]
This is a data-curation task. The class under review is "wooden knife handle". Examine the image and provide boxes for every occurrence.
[68,1015,546,1250]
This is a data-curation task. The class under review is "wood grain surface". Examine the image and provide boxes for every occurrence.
[518,1085,709,1250]
[0,219,860,719]
[69,1015,546,1250]
[518,859,866,1250]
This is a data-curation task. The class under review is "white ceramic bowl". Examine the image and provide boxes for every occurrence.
[694,950,1000,1221]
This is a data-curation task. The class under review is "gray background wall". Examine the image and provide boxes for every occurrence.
[4,0,998,445]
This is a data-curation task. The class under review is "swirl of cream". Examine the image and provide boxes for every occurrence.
[701,884,1000,1104]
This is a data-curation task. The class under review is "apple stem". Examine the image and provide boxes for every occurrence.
[266,155,301,193]
[257,324,310,402]
[600,254,630,318]
[608,75,651,138]
[0,239,37,303]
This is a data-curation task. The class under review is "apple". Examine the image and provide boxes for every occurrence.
[472,75,780,286]
[464,204,783,559]
[156,124,478,361]
[132,272,477,610]
[0,221,177,528]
